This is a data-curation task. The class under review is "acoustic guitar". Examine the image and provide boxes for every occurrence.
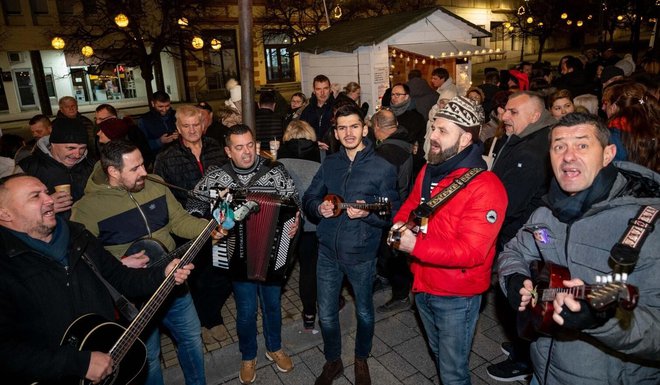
[51,192,228,385]
[517,262,639,340]
[323,194,390,217]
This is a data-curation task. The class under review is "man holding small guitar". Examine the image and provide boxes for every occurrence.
[497,112,660,385]
[389,96,507,385]
[72,141,222,385]
[303,104,400,385]
[0,174,194,384]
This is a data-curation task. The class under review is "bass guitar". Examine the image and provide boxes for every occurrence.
[517,262,639,340]
[323,194,390,217]
[55,191,228,385]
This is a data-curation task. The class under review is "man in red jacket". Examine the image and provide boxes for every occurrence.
[390,96,508,385]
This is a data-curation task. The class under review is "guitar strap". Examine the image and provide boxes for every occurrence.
[609,205,659,270]
[412,168,484,233]
[81,253,140,321]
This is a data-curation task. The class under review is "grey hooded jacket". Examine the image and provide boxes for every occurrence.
[497,161,660,385]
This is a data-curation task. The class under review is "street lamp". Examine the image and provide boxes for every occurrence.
[191,36,204,49]
[561,13,568,19]
[51,37,65,49]
[211,38,222,50]
[526,17,534,23]
[177,17,189,27]
[567,20,573,25]
[577,20,584,27]
[81,45,94,57]
[114,13,129,28]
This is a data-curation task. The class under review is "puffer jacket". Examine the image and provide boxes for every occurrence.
[394,145,507,296]
[303,138,400,264]
[0,221,163,384]
[71,162,209,258]
[153,136,226,206]
[497,161,660,385]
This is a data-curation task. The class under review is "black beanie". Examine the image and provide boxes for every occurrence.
[50,118,88,144]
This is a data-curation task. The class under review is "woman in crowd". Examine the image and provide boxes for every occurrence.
[282,92,307,129]
[343,81,369,117]
[602,81,659,171]
[547,89,575,120]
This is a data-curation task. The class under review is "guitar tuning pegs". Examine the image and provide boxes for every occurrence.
[622,273,628,282]
[607,275,613,283]
[614,273,622,282]
[595,276,602,284]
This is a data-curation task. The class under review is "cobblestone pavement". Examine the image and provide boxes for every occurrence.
[159,261,528,385]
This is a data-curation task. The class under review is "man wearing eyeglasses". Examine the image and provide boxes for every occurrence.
[389,83,426,172]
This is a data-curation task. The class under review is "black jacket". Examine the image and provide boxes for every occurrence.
[19,138,95,206]
[299,94,336,141]
[0,221,163,384]
[376,127,413,201]
[278,138,321,163]
[491,110,555,245]
[153,137,226,206]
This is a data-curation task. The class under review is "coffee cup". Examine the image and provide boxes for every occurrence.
[54,184,71,194]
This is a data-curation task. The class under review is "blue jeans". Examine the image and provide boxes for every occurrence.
[233,280,282,360]
[145,292,206,385]
[317,254,376,361]
[415,293,481,385]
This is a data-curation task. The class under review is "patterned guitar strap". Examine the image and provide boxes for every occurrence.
[609,205,659,274]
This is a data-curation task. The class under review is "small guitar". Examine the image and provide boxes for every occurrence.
[517,263,639,340]
[386,208,427,249]
[323,194,390,217]
[54,191,228,385]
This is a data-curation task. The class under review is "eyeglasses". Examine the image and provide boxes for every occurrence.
[391,93,408,97]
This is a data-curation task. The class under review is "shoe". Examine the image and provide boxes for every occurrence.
[265,349,293,373]
[303,313,316,330]
[376,296,411,313]
[486,358,532,382]
[501,341,513,357]
[239,359,257,384]
[372,276,390,293]
[354,358,371,385]
[314,359,344,385]
[209,324,229,341]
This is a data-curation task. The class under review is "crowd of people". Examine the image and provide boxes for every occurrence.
[0,45,658,385]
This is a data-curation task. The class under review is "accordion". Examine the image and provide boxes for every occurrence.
[212,192,298,282]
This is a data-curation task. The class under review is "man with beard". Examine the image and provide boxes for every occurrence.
[303,104,400,385]
[0,174,195,385]
[390,96,507,385]
[71,140,220,385]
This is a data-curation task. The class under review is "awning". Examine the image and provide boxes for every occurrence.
[391,42,504,59]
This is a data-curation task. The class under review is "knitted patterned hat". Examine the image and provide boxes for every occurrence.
[435,96,483,129]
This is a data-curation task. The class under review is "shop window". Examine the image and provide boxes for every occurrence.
[263,32,294,83]
[29,0,48,14]
[1,0,22,15]
[203,30,240,91]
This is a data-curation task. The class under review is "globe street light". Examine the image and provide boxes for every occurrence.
[51,37,65,49]
[81,46,94,57]
[192,36,204,49]
[114,13,129,28]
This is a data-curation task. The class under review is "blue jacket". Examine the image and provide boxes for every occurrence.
[138,109,177,152]
[303,139,400,264]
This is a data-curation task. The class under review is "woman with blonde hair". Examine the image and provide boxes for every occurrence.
[278,120,320,162]
[343,81,369,117]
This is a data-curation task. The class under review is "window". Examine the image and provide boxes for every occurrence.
[44,67,57,101]
[29,0,48,14]
[263,32,294,83]
[203,30,240,91]
[1,0,22,15]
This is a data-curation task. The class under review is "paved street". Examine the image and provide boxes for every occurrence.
[159,261,527,385]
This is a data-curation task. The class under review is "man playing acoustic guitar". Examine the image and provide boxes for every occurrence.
[303,104,400,385]
[0,174,195,384]
[497,112,660,384]
[389,96,507,385]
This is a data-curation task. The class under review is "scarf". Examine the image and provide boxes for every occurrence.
[10,216,70,266]
[390,98,412,117]
[545,163,618,223]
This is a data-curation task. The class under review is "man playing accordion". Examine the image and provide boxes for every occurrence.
[187,124,300,385]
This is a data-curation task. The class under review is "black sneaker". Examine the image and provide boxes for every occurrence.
[376,297,410,313]
[486,358,532,382]
[501,341,513,357]
[303,314,315,330]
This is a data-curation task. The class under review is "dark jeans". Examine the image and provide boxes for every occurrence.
[495,283,531,364]
[377,234,412,299]
[298,232,319,316]
[317,253,376,361]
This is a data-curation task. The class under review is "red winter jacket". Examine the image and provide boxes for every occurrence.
[394,166,507,297]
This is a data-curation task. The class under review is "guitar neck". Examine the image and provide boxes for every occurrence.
[110,218,218,362]
[338,202,384,211]
[540,285,587,302]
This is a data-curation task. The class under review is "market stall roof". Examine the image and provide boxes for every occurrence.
[392,42,504,59]
[291,7,490,54]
